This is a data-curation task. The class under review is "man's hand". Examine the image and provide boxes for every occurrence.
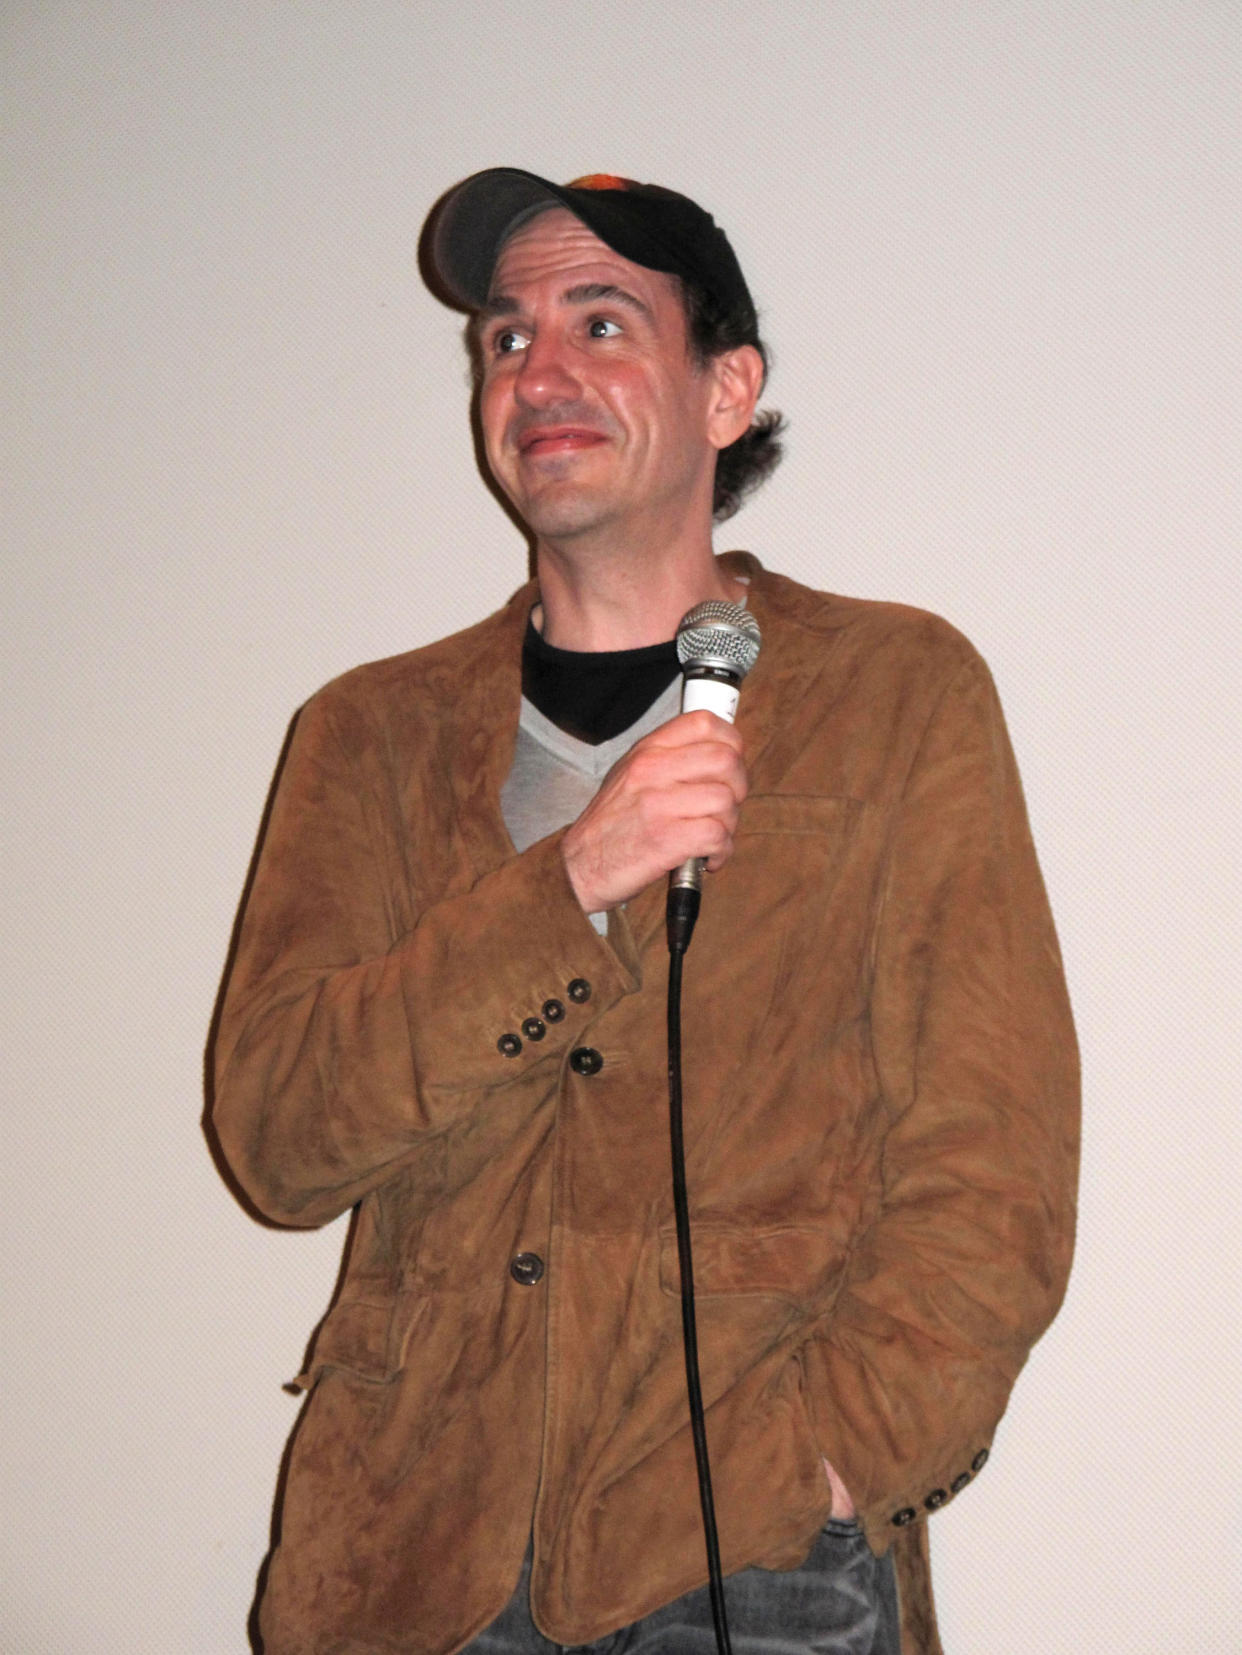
[562,710,748,914]
[823,1457,856,1520]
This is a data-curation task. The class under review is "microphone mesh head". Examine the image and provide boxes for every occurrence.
[675,600,762,679]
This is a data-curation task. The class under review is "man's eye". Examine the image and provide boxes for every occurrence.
[493,328,529,354]
[588,317,621,338]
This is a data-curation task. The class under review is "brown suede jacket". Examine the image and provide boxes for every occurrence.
[213,553,1079,1655]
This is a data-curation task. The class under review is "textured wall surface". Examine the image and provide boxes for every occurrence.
[3,3,1237,1650]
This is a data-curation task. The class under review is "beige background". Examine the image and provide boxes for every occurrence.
[3,3,1238,1650]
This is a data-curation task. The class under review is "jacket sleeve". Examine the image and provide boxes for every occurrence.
[211,685,636,1228]
[801,652,1080,1548]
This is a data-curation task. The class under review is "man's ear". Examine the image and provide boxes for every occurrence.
[705,344,765,452]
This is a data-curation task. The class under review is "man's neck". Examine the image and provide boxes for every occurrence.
[533,535,744,652]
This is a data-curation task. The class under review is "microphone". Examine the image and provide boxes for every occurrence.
[666,599,761,953]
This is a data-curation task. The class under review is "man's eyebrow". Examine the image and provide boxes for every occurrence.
[476,293,520,323]
[475,283,653,325]
[562,282,653,320]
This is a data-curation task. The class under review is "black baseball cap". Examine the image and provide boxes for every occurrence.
[425,167,758,338]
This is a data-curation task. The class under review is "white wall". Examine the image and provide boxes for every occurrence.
[3,3,1237,1650]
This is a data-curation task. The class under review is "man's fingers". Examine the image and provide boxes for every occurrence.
[701,833,736,875]
[623,727,748,805]
[629,776,744,828]
[643,707,745,751]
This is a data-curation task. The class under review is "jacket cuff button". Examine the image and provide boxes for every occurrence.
[924,1489,948,1510]
[521,1017,547,1041]
[542,998,566,1023]
[891,1507,918,1527]
[950,1472,971,1494]
[569,1046,603,1076]
[497,1032,522,1058]
[567,978,592,1004]
[971,1448,990,1473]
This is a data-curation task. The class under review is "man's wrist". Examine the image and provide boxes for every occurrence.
[823,1456,856,1519]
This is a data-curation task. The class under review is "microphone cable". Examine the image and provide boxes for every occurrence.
[666,883,732,1655]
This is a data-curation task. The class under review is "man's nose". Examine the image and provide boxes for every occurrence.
[513,330,581,406]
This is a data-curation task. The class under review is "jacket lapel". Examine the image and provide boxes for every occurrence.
[443,578,536,881]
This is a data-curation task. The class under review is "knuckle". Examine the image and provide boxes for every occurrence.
[626,751,662,788]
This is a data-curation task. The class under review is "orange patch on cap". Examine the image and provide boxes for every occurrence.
[566,173,634,192]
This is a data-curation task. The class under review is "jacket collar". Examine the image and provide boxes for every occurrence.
[720,551,851,787]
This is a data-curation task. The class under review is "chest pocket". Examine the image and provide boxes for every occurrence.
[737,793,860,839]
[652,792,864,1106]
[694,792,862,1004]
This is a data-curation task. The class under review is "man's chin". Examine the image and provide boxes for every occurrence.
[515,488,617,545]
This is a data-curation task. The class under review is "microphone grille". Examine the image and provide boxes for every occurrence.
[675,600,762,680]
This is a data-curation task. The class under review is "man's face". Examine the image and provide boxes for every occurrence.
[475,208,725,546]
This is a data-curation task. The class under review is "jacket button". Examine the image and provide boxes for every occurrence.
[891,1507,917,1527]
[569,1046,603,1076]
[509,1252,545,1286]
[567,978,592,1004]
[971,1448,990,1473]
[924,1489,948,1510]
[521,1017,547,1041]
[542,998,566,1023]
[497,1032,522,1058]
[950,1472,971,1494]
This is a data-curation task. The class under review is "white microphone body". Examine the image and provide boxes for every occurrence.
[679,675,740,722]
[668,602,761,900]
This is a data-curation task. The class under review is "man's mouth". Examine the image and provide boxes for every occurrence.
[516,426,609,459]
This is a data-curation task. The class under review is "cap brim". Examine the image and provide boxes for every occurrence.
[425,168,576,310]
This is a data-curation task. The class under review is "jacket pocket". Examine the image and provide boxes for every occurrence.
[735,792,863,972]
[735,793,860,840]
[295,1290,421,1388]
[658,1223,851,1305]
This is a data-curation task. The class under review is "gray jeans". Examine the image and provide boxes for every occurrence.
[462,1522,900,1655]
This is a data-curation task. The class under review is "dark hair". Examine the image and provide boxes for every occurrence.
[679,277,786,523]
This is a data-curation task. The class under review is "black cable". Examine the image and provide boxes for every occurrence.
[667,892,733,1655]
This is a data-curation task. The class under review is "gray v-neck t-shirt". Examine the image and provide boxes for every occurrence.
[500,679,683,934]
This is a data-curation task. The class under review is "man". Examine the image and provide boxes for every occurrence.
[212,170,1079,1655]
